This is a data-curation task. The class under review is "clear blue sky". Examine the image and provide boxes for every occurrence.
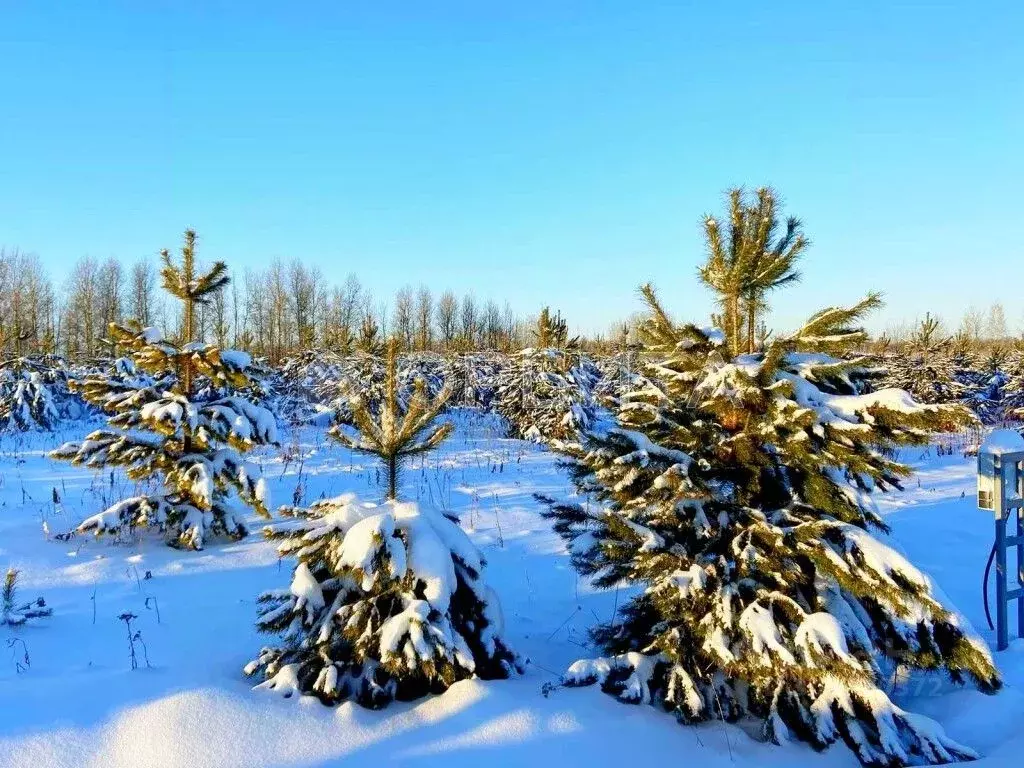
[2,1,1022,336]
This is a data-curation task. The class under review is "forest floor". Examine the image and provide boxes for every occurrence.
[0,410,1022,767]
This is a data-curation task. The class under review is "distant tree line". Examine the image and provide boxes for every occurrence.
[0,246,604,363]
[3,240,1018,365]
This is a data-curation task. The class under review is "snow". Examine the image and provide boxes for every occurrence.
[289,562,325,619]
[1,414,1023,766]
[980,428,1024,456]
[220,349,253,370]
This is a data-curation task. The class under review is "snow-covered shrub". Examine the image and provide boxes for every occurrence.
[878,347,970,407]
[440,352,507,410]
[542,285,998,767]
[593,348,646,409]
[245,494,522,707]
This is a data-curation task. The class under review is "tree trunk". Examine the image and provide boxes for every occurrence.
[730,294,741,356]
[386,454,398,501]
[747,294,756,354]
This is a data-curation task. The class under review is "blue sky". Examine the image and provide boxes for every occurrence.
[2,2,1022,336]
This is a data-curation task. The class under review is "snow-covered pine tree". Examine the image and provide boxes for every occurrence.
[594,325,646,409]
[2,568,52,627]
[880,314,969,407]
[541,283,998,766]
[495,347,599,445]
[1002,343,1024,422]
[50,231,278,550]
[329,337,452,501]
[0,357,64,431]
[967,347,1009,425]
[245,493,522,706]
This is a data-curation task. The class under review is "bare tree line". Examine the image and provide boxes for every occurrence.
[881,302,1021,349]
[9,245,1016,365]
[0,249,541,362]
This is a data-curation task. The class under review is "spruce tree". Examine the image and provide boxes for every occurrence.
[542,278,998,766]
[51,231,278,550]
[329,338,452,501]
[245,494,522,707]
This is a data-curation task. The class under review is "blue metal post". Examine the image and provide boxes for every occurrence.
[996,497,1008,651]
[1017,502,1024,639]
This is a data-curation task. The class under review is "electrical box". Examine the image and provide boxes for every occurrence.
[978,430,1024,517]
[977,428,1024,651]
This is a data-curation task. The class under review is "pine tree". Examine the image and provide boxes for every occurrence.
[0,357,63,431]
[356,311,383,355]
[51,231,278,550]
[2,568,52,627]
[880,314,971,408]
[699,187,806,356]
[245,494,522,707]
[968,346,1009,424]
[1002,343,1024,422]
[495,348,599,445]
[541,278,998,766]
[329,338,452,500]
[533,306,573,349]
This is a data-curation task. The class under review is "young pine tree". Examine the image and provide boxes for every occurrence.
[533,306,572,349]
[699,187,807,356]
[1003,343,1024,421]
[51,231,278,549]
[542,281,998,767]
[329,337,452,501]
[2,568,52,627]
[245,494,522,707]
[880,314,971,408]
[247,342,519,706]
[495,348,600,445]
[0,357,63,431]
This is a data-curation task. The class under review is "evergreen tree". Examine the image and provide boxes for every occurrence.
[2,568,52,627]
[967,346,1009,424]
[533,306,572,349]
[329,338,452,500]
[495,348,599,445]
[699,187,807,355]
[541,279,998,766]
[0,357,63,431]
[245,494,522,707]
[356,311,383,355]
[880,314,970,407]
[51,231,278,550]
[1002,344,1024,422]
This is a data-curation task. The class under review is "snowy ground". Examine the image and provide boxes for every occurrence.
[0,411,1021,767]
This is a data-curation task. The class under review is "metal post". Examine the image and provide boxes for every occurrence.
[995,453,1008,650]
[996,502,1008,651]
[1018,497,1024,639]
